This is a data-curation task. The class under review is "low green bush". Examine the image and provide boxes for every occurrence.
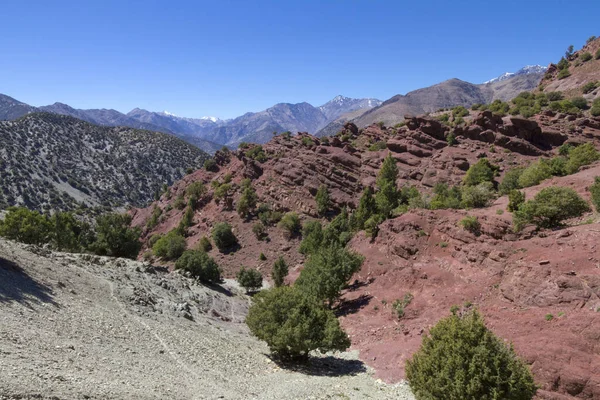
[518,161,552,188]
[565,143,600,174]
[461,182,495,208]
[406,310,536,400]
[211,222,237,251]
[513,186,590,230]
[246,286,350,360]
[175,250,220,282]
[459,216,481,235]
[278,212,301,237]
[507,190,525,212]
[463,158,497,186]
[153,230,187,260]
[271,256,288,287]
[237,267,263,293]
[589,177,600,212]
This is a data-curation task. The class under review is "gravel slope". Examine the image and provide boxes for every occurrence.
[0,239,414,400]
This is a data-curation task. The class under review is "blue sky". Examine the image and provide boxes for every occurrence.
[2,0,599,119]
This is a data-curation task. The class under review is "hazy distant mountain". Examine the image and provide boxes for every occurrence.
[483,65,547,84]
[353,70,546,128]
[39,102,167,132]
[318,96,382,120]
[0,94,37,120]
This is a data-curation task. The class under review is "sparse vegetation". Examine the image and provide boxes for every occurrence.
[236,267,263,293]
[197,236,212,252]
[211,222,238,251]
[271,256,288,287]
[508,190,525,212]
[278,212,301,238]
[406,310,536,400]
[175,250,220,282]
[589,177,600,212]
[513,186,590,230]
[152,230,187,260]
[459,216,481,235]
[315,185,331,216]
[463,158,497,187]
[392,293,414,319]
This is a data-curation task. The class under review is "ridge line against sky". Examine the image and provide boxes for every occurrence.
[1,0,599,119]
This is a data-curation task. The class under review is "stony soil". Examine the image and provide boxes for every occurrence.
[0,239,414,400]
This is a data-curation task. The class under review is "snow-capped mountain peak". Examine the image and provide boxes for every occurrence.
[200,116,219,123]
[484,65,547,84]
[162,110,178,117]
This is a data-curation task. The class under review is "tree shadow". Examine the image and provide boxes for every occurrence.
[268,354,367,377]
[219,242,241,255]
[204,281,234,297]
[335,294,373,317]
[346,278,372,292]
[0,257,58,308]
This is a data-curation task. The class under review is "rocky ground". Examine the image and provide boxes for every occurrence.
[0,238,414,400]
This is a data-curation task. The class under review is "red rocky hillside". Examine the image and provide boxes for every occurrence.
[131,83,600,398]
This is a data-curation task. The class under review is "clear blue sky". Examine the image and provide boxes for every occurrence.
[2,0,598,119]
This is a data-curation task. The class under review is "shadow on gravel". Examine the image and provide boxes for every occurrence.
[0,257,58,308]
[206,282,234,297]
[269,355,368,377]
[335,294,373,317]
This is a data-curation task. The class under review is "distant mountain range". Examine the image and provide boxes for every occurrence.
[483,65,547,84]
[0,64,546,151]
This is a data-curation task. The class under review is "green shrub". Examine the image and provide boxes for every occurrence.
[406,310,536,400]
[364,214,384,239]
[152,230,187,260]
[259,252,267,261]
[0,207,51,245]
[592,99,600,117]
[375,181,399,217]
[546,91,563,101]
[197,236,212,252]
[557,57,570,70]
[508,190,526,212]
[92,213,141,259]
[175,250,220,282]
[513,186,590,230]
[565,143,600,174]
[590,177,600,212]
[299,220,324,255]
[186,182,207,206]
[237,267,263,293]
[461,182,495,209]
[446,131,456,146]
[203,158,218,171]
[377,154,399,188]
[459,216,481,235]
[52,212,92,251]
[301,137,313,147]
[488,99,510,116]
[518,161,552,188]
[582,81,598,94]
[237,184,258,218]
[463,158,497,186]
[278,212,301,237]
[499,167,524,194]
[571,97,588,110]
[369,141,387,151]
[211,222,237,251]
[246,286,350,360]
[392,293,414,319]
[315,184,331,215]
[295,244,364,306]
[246,145,267,162]
[430,183,462,209]
[271,256,288,287]
[252,222,267,240]
[146,205,162,229]
[544,156,568,176]
[581,52,593,62]
[558,69,571,80]
[350,187,376,231]
[173,194,185,210]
